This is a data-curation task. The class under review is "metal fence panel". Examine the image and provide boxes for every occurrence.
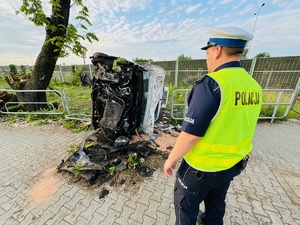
[2,56,300,90]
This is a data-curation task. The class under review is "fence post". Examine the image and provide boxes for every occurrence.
[291,77,300,114]
[175,59,179,87]
[89,64,93,77]
[59,64,65,83]
[249,57,257,77]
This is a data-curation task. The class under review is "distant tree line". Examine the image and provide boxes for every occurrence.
[131,51,271,64]
[132,58,153,63]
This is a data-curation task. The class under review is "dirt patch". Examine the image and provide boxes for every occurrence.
[31,168,57,204]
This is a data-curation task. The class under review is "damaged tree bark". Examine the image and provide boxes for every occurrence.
[0,90,14,110]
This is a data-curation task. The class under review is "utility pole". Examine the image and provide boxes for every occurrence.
[81,50,86,64]
[252,3,265,36]
[248,3,265,52]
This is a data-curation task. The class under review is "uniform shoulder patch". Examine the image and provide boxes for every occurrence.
[184,116,195,124]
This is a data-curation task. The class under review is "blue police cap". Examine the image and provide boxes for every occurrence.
[201,27,253,50]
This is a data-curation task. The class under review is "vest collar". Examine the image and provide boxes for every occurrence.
[214,61,241,72]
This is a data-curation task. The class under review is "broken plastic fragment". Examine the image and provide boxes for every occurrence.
[114,136,130,147]
[150,136,157,141]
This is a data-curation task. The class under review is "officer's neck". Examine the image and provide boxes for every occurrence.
[211,55,241,72]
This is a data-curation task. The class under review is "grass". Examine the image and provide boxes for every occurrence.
[0,75,10,89]
[48,82,92,114]
[261,91,300,120]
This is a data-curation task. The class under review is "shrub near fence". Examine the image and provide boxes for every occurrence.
[52,64,94,82]
[0,56,299,90]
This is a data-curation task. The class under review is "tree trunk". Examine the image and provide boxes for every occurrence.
[10,0,71,111]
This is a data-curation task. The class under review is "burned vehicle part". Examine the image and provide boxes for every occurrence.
[57,137,155,182]
[90,52,167,137]
[90,53,145,139]
[58,53,168,183]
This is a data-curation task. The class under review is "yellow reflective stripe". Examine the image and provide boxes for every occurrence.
[184,152,239,171]
[184,139,253,171]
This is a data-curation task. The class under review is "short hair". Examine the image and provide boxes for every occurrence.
[222,47,244,56]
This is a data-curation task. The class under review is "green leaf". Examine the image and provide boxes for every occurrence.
[108,167,115,174]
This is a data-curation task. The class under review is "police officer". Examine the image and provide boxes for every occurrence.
[164,27,262,225]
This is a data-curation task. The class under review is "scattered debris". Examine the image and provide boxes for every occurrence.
[99,188,109,199]
[1,182,11,187]
[150,135,160,147]
[57,127,169,185]
[57,110,180,190]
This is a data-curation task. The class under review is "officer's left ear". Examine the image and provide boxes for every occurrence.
[215,45,223,59]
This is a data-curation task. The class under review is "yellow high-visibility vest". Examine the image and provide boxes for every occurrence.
[184,67,262,172]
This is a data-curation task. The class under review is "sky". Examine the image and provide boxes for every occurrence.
[0,0,300,66]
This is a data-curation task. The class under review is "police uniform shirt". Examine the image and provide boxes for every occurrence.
[181,61,242,137]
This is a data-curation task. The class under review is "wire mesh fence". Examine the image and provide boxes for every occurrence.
[1,56,299,90]
[152,56,300,90]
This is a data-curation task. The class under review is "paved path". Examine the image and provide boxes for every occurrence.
[0,120,299,225]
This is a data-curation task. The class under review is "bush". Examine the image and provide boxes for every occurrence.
[9,64,17,75]
[67,65,82,85]
[20,65,26,74]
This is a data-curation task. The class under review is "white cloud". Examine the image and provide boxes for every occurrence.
[159,6,166,14]
[271,0,290,8]
[199,8,208,14]
[86,0,152,14]
[232,0,248,10]
[185,3,202,14]
[237,3,254,15]
[220,0,234,4]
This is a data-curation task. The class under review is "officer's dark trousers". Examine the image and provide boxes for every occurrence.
[174,159,241,225]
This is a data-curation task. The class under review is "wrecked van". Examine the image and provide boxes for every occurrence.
[58,53,168,182]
